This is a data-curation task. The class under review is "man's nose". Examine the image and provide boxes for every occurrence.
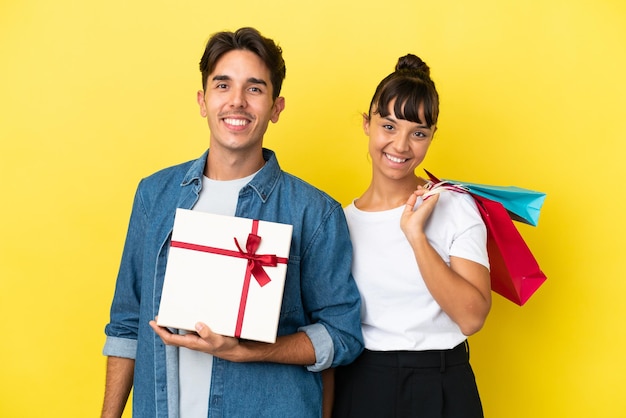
[230,89,246,108]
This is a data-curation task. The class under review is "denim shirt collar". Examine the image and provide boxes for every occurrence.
[180,149,206,187]
[181,148,281,204]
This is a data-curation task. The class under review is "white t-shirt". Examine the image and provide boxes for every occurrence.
[179,172,256,418]
[344,190,489,351]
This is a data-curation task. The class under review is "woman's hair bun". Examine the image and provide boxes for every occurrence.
[395,54,430,77]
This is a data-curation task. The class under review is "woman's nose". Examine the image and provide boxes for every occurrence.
[391,135,410,152]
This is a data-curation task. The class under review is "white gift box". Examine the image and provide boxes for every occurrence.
[157,209,293,343]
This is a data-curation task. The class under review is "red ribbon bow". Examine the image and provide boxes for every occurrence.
[234,233,277,287]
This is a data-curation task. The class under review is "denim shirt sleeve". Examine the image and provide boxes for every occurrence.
[103,336,138,358]
[298,323,332,371]
[298,203,364,368]
[103,181,147,358]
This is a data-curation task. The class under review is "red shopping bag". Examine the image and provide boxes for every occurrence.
[424,171,547,305]
[472,194,547,305]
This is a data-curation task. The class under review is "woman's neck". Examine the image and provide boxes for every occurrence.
[355,175,427,211]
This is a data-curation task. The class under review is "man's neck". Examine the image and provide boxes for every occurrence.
[204,148,265,180]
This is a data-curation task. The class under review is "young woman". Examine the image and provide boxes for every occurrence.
[332,54,491,418]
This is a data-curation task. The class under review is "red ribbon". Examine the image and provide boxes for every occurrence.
[170,219,287,338]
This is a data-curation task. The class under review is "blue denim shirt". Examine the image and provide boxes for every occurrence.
[103,149,363,418]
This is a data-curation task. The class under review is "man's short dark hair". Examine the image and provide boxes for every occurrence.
[199,27,286,100]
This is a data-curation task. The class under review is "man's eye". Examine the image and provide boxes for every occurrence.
[383,124,394,130]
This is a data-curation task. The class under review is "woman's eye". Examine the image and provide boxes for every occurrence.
[383,124,394,130]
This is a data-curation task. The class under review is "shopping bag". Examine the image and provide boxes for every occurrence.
[423,169,546,226]
[472,194,547,305]
[424,171,547,305]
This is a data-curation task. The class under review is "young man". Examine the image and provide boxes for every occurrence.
[101,27,363,418]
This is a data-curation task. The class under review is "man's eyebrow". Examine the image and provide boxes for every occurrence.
[247,77,267,86]
[211,75,267,86]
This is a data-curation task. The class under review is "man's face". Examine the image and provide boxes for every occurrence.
[197,49,285,155]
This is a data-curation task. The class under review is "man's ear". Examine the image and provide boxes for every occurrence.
[197,90,207,117]
[270,97,285,123]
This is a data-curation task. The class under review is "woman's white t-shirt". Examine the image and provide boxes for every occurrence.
[344,190,489,351]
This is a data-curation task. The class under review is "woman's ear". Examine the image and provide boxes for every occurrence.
[362,112,370,136]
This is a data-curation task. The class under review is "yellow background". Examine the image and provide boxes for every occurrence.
[1,0,625,416]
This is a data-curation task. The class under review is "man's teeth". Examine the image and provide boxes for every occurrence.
[385,153,407,163]
[224,118,248,126]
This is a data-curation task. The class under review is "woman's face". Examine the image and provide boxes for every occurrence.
[364,99,436,182]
